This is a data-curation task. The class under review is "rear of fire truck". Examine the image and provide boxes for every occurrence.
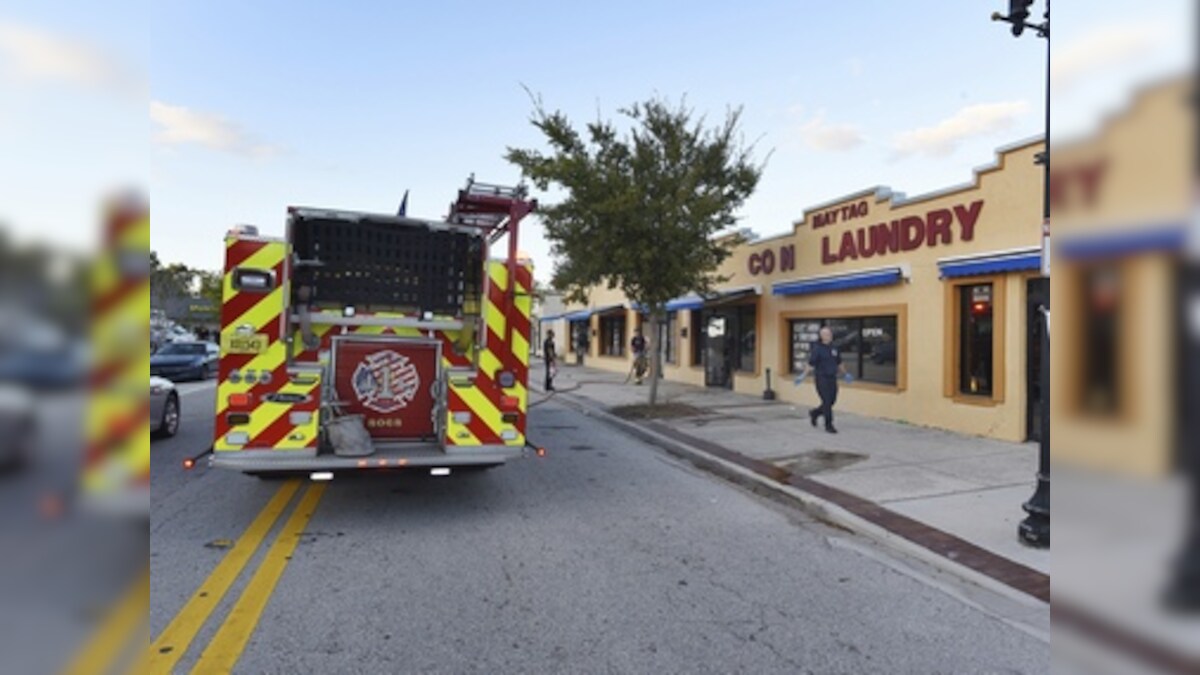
[209,178,536,477]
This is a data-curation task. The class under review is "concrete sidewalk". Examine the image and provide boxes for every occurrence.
[533,362,1049,580]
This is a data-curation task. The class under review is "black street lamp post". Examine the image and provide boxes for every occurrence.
[1162,69,1200,611]
[992,0,1050,548]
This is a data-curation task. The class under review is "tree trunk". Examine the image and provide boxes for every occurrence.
[648,311,663,406]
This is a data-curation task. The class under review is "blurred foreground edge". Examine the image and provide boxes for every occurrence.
[81,192,150,519]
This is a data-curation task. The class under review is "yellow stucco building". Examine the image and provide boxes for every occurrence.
[540,77,1189,475]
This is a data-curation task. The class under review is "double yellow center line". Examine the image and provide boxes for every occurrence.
[148,479,326,674]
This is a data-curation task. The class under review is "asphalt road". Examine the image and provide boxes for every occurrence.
[150,382,1049,674]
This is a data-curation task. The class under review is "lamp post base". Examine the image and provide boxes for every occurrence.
[1164,528,1200,613]
[1018,476,1050,548]
[1017,513,1050,548]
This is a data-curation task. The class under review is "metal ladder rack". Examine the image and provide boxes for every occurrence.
[445,175,537,349]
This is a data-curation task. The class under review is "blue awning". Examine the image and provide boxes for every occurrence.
[665,285,761,311]
[772,267,906,297]
[1057,224,1186,260]
[665,296,704,311]
[561,304,623,322]
[938,249,1042,279]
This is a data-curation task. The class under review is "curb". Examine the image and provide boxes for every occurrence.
[541,387,1049,610]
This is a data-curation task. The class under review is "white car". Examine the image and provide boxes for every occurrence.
[150,376,180,438]
[0,383,35,469]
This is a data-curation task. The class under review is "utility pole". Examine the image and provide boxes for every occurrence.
[992,0,1050,548]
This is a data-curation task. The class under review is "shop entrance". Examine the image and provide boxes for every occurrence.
[1026,277,1049,442]
[570,320,589,365]
[704,312,733,389]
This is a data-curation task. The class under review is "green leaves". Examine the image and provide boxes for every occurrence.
[505,95,765,318]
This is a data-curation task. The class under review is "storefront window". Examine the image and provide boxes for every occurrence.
[827,318,860,372]
[600,314,625,356]
[790,320,820,373]
[789,316,899,385]
[861,316,899,385]
[662,311,678,364]
[1081,265,1120,415]
[959,284,994,396]
[736,304,756,372]
[570,320,589,354]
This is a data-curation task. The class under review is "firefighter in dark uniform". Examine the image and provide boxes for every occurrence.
[543,329,557,391]
[797,325,851,434]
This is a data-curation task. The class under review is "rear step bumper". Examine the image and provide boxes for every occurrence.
[210,443,522,473]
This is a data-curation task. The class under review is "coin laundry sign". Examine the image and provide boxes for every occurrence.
[817,199,985,265]
[747,245,796,276]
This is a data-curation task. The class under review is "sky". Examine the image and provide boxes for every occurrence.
[0,1,1190,282]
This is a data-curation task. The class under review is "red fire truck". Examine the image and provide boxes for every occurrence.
[208,178,536,478]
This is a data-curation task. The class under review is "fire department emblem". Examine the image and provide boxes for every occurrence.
[351,350,421,414]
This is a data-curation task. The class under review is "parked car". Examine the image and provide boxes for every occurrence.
[150,341,218,381]
[150,376,180,438]
[0,383,35,469]
[0,318,87,390]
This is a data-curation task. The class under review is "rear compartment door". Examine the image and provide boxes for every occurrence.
[332,337,440,439]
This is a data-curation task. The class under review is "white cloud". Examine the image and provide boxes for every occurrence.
[0,21,142,95]
[1052,23,1167,92]
[150,101,280,158]
[796,111,865,152]
[891,101,1030,159]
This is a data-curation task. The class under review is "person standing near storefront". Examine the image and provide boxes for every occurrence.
[630,329,648,385]
[543,329,557,392]
[795,326,851,434]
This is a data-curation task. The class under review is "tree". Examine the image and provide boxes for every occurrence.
[150,251,195,311]
[507,96,765,405]
[196,270,223,310]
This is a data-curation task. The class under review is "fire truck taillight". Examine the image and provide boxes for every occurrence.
[225,432,249,446]
[228,393,252,408]
[227,412,251,426]
[501,413,519,425]
[496,370,516,388]
[499,395,520,411]
[452,412,472,424]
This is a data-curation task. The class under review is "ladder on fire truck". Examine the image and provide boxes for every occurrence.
[448,175,537,346]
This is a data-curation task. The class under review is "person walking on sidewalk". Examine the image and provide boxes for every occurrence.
[630,329,648,385]
[796,326,851,434]
[543,329,558,392]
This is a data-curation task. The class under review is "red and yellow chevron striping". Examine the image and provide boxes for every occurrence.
[85,194,151,508]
